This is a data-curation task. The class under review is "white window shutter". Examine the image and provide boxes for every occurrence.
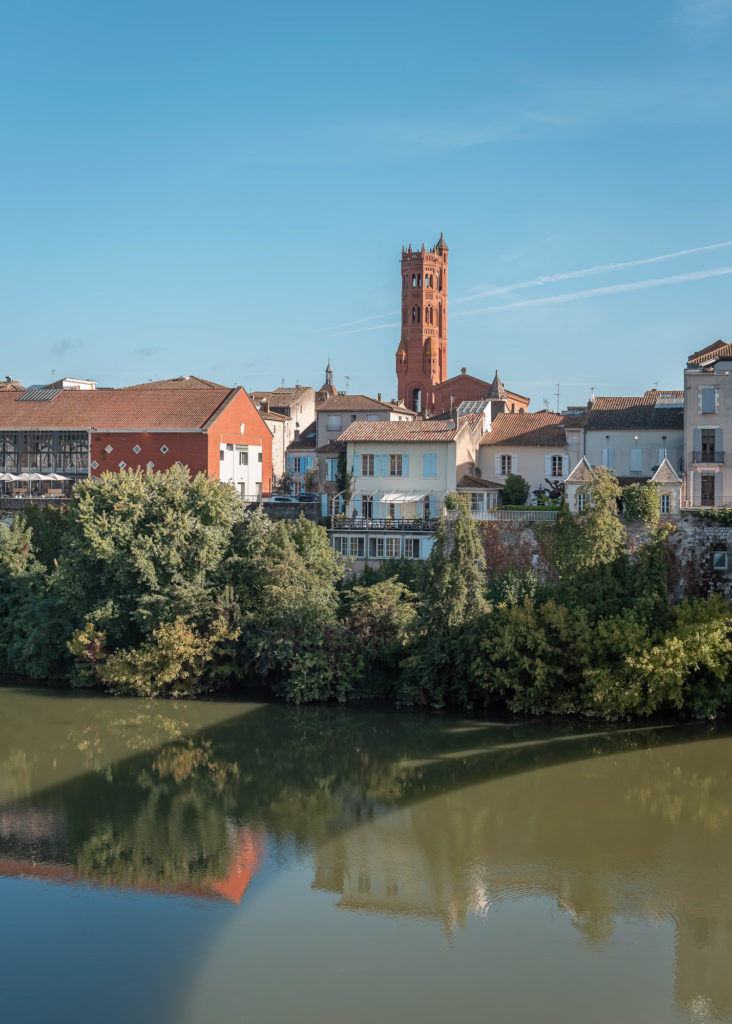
[495,454,501,477]
[562,454,568,477]
[544,455,552,476]
[512,455,518,473]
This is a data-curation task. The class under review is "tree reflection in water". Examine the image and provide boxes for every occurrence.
[0,689,732,1018]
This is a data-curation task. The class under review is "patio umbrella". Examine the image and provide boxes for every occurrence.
[45,472,70,481]
[14,473,31,482]
[0,473,17,481]
[29,473,46,482]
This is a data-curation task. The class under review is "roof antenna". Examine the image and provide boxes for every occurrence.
[344,375,350,393]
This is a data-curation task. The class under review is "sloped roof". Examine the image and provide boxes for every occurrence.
[261,410,287,422]
[0,379,24,392]
[120,376,227,390]
[457,474,502,489]
[0,387,239,430]
[318,394,415,414]
[481,411,566,447]
[339,419,460,443]
[586,391,683,430]
[564,457,595,483]
[650,457,682,484]
[687,339,729,364]
[316,439,346,454]
[286,422,317,451]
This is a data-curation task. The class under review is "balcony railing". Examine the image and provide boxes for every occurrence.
[332,516,439,531]
[692,451,725,464]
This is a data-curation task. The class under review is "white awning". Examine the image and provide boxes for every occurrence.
[378,491,430,503]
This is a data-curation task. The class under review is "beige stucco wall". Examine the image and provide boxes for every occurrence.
[684,362,732,508]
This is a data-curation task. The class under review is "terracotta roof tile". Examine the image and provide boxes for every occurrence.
[586,392,683,430]
[687,339,729,364]
[481,411,566,447]
[318,394,416,414]
[339,419,460,443]
[0,388,237,430]
[120,376,227,390]
[457,474,502,489]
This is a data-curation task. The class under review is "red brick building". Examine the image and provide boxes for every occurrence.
[394,235,529,416]
[0,376,272,498]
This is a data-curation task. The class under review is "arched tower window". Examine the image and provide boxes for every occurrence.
[412,388,422,413]
[417,274,421,287]
[412,274,416,287]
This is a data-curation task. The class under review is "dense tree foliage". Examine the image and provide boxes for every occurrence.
[2,466,731,721]
[501,473,530,506]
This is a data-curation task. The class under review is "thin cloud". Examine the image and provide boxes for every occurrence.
[678,0,732,31]
[329,321,400,337]
[452,265,732,317]
[453,240,732,304]
[325,312,397,332]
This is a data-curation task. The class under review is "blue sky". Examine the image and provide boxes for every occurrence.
[2,0,731,409]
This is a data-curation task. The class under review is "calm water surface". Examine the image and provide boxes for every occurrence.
[1,687,731,1023]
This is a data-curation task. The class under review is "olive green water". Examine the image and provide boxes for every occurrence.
[2,687,732,1023]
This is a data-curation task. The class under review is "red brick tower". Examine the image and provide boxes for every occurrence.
[395,233,448,412]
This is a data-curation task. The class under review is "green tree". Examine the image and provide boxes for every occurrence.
[335,450,354,509]
[501,473,530,506]
[401,496,487,706]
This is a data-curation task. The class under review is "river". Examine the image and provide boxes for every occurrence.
[1,686,731,1023]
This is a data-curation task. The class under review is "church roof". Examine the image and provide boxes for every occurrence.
[435,232,448,252]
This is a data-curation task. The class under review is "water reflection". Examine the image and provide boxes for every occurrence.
[1,687,732,1021]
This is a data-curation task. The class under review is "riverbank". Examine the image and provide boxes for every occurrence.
[1,467,731,721]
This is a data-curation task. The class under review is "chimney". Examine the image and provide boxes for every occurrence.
[377,392,382,402]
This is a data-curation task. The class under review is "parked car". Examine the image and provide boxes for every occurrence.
[295,492,319,503]
[266,495,300,504]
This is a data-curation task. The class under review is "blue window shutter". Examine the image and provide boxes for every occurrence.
[353,453,361,476]
[287,455,294,469]
[321,494,328,516]
[715,428,723,453]
[402,454,409,477]
[379,454,388,477]
[693,427,702,453]
[306,456,313,469]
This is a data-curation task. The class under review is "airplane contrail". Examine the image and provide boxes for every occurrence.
[451,265,732,317]
[452,240,732,303]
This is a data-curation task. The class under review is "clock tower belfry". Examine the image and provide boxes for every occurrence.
[395,233,448,412]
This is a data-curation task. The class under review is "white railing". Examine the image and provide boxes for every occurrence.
[471,509,559,522]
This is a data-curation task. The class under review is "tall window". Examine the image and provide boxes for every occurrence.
[292,457,302,473]
[326,458,338,481]
[327,415,342,431]
[550,455,563,476]
[389,454,403,476]
[239,451,248,466]
[362,454,375,476]
[404,538,420,559]
[500,454,512,476]
[660,493,670,514]
[701,387,717,414]
[577,492,586,512]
